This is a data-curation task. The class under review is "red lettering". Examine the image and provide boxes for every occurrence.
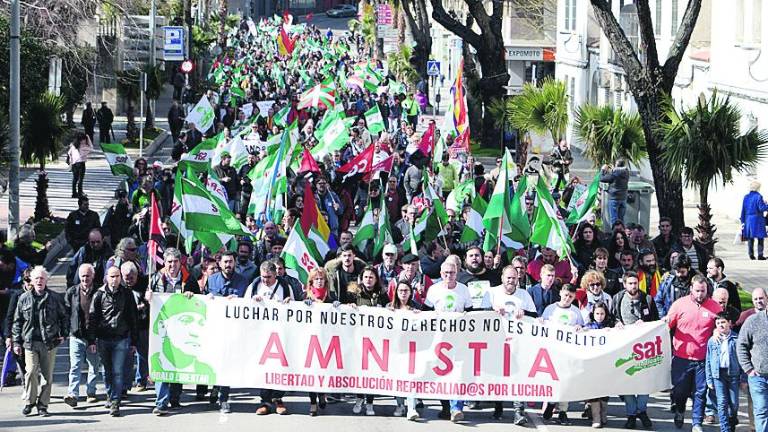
[432,342,453,376]
[503,343,511,376]
[304,335,343,369]
[408,341,416,374]
[468,342,487,376]
[362,337,389,371]
[528,348,559,381]
[632,342,644,360]
[259,332,288,366]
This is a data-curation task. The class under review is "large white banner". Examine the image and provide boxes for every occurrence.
[149,294,671,401]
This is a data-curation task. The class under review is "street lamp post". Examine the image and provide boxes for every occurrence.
[7,0,20,239]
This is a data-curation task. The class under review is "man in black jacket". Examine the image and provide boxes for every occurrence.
[12,266,68,417]
[96,101,114,143]
[67,228,113,287]
[81,102,97,144]
[63,264,103,407]
[87,265,138,417]
[167,100,185,142]
[65,196,102,253]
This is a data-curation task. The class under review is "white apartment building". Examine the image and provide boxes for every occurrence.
[556,0,768,220]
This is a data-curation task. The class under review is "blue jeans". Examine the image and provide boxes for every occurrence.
[122,344,135,393]
[98,337,130,402]
[450,400,464,412]
[712,371,740,432]
[67,337,102,397]
[705,385,717,417]
[608,199,627,225]
[748,375,768,432]
[671,357,707,426]
[623,394,649,416]
[216,386,230,403]
[156,382,183,408]
[134,330,149,387]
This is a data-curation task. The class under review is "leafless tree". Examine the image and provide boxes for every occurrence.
[589,0,703,230]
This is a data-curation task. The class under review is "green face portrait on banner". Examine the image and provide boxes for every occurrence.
[150,294,217,385]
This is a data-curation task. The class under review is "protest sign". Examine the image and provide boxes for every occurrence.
[149,294,671,401]
[256,100,276,116]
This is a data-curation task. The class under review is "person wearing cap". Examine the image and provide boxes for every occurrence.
[375,244,401,293]
[214,151,240,212]
[388,253,427,307]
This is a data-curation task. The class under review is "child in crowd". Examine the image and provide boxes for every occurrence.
[705,312,742,432]
[584,301,615,428]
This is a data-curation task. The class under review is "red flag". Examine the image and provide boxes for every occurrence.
[365,152,394,181]
[417,123,435,157]
[148,193,165,267]
[449,126,471,157]
[298,147,321,174]
[306,12,314,22]
[283,9,293,24]
[337,144,375,181]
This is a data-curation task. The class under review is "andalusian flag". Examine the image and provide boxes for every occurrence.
[352,201,375,249]
[101,143,133,177]
[460,195,487,243]
[282,222,321,285]
[445,178,475,212]
[373,199,394,257]
[170,175,233,252]
[482,149,529,251]
[186,95,216,132]
[531,176,574,258]
[178,133,221,172]
[297,80,336,110]
[179,174,248,236]
[364,104,385,134]
[311,116,349,159]
[565,173,602,225]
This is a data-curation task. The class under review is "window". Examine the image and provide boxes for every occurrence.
[655,0,662,36]
[736,0,745,43]
[620,4,640,59]
[564,0,572,30]
[570,77,576,109]
[752,0,762,43]
[670,0,679,36]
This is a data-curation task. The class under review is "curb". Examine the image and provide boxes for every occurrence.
[41,129,171,268]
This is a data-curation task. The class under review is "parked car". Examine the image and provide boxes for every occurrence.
[326,4,357,18]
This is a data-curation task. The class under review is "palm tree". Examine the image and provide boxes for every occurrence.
[660,92,768,251]
[349,1,377,58]
[386,45,419,87]
[574,103,647,168]
[506,78,568,146]
[21,93,66,171]
[20,92,67,221]
[117,69,140,144]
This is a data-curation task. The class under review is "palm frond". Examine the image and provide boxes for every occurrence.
[506,78,568,144]
[574,103,647,167]
[21,93,67,170]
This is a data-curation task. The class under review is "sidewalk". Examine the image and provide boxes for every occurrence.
[0,85,175,246]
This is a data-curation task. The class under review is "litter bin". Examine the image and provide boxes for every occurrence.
[601,179,655,230]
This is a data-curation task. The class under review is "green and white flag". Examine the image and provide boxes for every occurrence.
[101,142,133,177]
[460,195,487,243]
[445,179,475,212]
[373,199,394,257]
[311,116,349,159]
[170,174,233,252]
[212,135,249,169]
[180,174,249,236]
[482,149,529,251]
[531,176,574,258]
[352,201,375,248]
[186,95,216,132]
[179,134,221,172]
[565,173,601,225]
[282,222,321,285]
[364,104,385,135]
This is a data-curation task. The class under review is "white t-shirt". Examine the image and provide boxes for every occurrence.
[425,281,473,312]
[542,303,585,327]
[481,285,537,317]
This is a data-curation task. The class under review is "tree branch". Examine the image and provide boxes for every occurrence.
[634,0,660,70]
[662,0,702,86]
[589,0,643,84]
[429,0,482,49]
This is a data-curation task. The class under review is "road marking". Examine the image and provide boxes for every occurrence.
[531,413,550,432]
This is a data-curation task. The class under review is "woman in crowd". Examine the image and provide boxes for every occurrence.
[590,248,621,295]
[573,223,603,275]
[607,230,631,269]
[740,180,768,260]
[67,132,93,198]
[575,270,613,322]
[388,281,420,420]
[302,268,335,416]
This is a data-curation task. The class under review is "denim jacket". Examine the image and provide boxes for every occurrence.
[706,331,741,386]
